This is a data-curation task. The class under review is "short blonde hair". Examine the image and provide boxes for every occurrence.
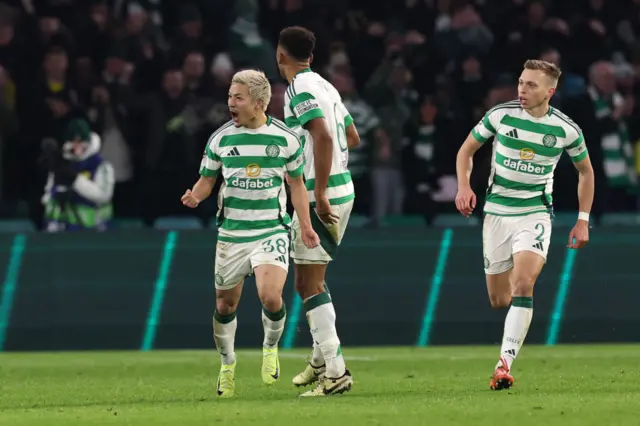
[524,60,562,84]
[231,69,271,111]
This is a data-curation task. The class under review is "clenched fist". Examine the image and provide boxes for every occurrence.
[181,189,200,208]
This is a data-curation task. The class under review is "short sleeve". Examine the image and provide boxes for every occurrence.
[285,134,305,178]
[564,131,588,163]
[340,102,353,128]
[288,81,325,127]
[199,133,222,177]
[471,110,499,143]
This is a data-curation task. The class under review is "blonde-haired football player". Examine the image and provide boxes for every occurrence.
[182,69,320,398]
[456,60,595,390]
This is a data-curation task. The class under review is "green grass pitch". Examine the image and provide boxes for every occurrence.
[1,345,638,425]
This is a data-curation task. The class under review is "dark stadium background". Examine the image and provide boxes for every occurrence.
[0,0,638,352]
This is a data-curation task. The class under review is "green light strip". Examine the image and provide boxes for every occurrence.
[546,247,578,345]
[0,234,27,351]
[142,231,178,351]
[417,228,454,346]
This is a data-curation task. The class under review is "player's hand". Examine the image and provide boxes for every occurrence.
[301,225,320,249]
[455,186,476,217]
[181,189,200,208]
[315,195,339,225]
[568,220,589,249]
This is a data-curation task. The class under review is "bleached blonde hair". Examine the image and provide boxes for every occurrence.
[231,69,272,111]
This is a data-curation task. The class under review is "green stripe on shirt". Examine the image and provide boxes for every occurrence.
[486,192,551,207]
[298,108,324,127]
[221,156,286,169]
[305,172,352,191]
[290,92,315,108]
[200,167,219,177]
[221,215,292,231]
[288,164,304,178]
[285,116,300,128]
[492,174,546,192]
[571,150,588,163]
[483,115,497,134]
[344,114,354,127]
[566,133,584,150]
[472,128,489,143]
[497,133,563,157]
[224,196,281,210]
[219,134,289,147]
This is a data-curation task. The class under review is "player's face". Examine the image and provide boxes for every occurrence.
[228,83,259,127]
[518,69,555,110]
[276,45,287,79]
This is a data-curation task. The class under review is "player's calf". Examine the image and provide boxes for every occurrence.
[255,264,288,385]
[296,266,346,380]
[491,251,542,385]
[214,285,242,367]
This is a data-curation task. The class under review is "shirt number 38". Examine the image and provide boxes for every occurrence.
[262,238,288,255]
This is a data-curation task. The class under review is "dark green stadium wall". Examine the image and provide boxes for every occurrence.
[0,227,637,352]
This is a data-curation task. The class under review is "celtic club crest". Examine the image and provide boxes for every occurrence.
[266,144,280,158]
[542,134,557,148]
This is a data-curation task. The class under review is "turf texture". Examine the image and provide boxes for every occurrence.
[1,345,638,425]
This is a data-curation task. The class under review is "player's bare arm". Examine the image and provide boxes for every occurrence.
[304,117,339,224]
[568,155,594,249]
[346,123,360,149]
[181,176,216,208]
[288,174,320,249]
[455,133,483,217]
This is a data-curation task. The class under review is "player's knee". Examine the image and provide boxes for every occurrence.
[489,295,511,309]
[512,273,536,296]
[295,279,324,300]
[259,292,282,313]
[216,297,238,316]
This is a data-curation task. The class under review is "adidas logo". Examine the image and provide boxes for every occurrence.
[506,129,519,138]
[532,241,543,251]
[227,147,240,156]
[504,349,516,357]
[275,255,287,264]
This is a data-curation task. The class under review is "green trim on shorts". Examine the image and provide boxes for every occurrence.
[309,204,339,260]
[217,229,288,243]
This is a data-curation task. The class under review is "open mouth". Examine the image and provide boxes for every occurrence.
[230,111,239,122]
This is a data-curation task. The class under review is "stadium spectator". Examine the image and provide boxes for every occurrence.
[41,118,115,232]
[0,0,637,228]
[565,61,639,215]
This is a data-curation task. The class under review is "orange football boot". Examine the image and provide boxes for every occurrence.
[489,356,515,390]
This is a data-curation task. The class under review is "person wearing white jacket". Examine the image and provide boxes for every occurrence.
[41,119,115,232]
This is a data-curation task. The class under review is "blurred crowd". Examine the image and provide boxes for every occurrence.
[0,0,639,230]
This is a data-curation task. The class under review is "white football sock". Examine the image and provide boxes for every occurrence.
[213,310,237,365]
[305,293,346,378]
[496,297,533,371]
[311,341,324,367]
[262,303,286,348]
